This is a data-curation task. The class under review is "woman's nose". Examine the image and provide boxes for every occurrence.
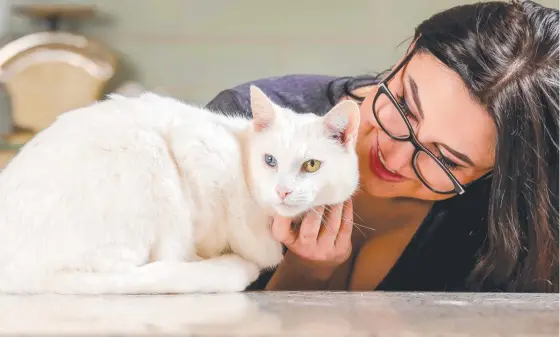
[383,138,416,174]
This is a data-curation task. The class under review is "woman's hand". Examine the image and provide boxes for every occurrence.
[271,200,354,279]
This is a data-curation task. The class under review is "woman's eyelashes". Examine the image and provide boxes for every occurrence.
[437,153,460,170]
[396,94,416,120]
[397,92,461,171]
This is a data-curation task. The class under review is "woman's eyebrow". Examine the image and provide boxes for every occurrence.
[409,76,425,119]
[408,75,475,167]
[440,143,476,167]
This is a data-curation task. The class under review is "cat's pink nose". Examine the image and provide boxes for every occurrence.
[276,186,292,200]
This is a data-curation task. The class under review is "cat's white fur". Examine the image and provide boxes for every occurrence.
[0,86,360,294]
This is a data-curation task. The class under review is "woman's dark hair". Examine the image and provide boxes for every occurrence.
[332,0,558,292]
[413,0,558,292]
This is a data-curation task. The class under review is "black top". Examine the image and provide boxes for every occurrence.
[205,74,495,292]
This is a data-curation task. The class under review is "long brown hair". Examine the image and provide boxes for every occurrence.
[413,0,559,292]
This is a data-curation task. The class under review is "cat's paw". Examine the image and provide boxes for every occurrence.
[254,240,284,269]
[213,254,260,292]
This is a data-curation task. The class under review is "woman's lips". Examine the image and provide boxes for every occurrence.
[369,141,406,183]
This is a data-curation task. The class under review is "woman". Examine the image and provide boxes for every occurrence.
[206,0,559,292]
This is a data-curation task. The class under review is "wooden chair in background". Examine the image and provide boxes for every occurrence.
[0,4,118,168]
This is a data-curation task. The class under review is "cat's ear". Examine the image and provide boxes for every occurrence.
[250,85,276,132]
[323,100,360,149]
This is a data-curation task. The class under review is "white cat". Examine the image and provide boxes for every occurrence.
[0,86,360,294]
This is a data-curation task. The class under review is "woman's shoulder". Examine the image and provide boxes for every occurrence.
[205,74,352,117]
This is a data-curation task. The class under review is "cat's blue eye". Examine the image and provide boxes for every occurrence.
[264,154,277,167]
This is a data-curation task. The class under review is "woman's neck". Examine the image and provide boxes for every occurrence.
[352,190,434,236]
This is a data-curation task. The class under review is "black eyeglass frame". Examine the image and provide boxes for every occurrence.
[372,50,468,195]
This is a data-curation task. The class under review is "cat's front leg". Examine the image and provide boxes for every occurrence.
[28,253,260,294]
[137,253,261,293]
[197,254,261,292]
[231,221,285,270]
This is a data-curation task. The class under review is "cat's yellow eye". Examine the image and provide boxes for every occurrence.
[301,159,321,173]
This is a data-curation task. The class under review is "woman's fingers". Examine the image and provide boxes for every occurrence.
[297,205,325,244]
[272,201,353,268]
[317,203,344,247]
[335,200,353,249]
[271,215,297,246]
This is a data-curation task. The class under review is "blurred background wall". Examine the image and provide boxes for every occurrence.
[4,0,558,105]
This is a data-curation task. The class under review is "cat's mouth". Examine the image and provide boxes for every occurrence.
[274,203,307,217]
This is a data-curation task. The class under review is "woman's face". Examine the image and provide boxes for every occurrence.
[356,52,496,201]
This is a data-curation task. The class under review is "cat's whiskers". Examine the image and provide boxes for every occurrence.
[287,195,313,207]
[321,205,337,236]
[350,203,366,224]
[352,222,375,232]
[345,192,373,238]
[340,215,370,239]
[324,204,370,238]
[323,201,374,239]
[310,207,333,234]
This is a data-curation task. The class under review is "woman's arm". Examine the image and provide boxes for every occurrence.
[265,250,343,290]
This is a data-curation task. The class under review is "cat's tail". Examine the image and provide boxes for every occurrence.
[0,255,260,295]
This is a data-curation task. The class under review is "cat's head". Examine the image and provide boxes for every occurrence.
[246,85,360,218]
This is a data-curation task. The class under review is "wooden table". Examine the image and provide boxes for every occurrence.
[0,291,556,336]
